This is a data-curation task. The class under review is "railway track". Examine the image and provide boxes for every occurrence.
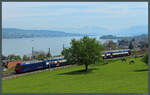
[3,54,144,80]
[2,65,76,80]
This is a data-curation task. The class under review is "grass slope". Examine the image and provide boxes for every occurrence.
[2,57,148,93]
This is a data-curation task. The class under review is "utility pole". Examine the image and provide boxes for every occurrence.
[48,48,51,57]
[48,48,50,54]
[32,47,34,60]
[63,44,65,50]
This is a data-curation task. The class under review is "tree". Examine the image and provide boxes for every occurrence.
[1,55,7,60]
[142,52,148,65]
[34,51,47,60]
[103,40,117,50]
[23,55,30,61]
[129,41,133,49]
[132,38,135,42]
[15,56,21,60]
[62,36,104,71]
[8,54,21,61]
[62,48,73,64]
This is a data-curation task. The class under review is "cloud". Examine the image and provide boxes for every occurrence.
[3,2,147,16]
[2,2,148,30]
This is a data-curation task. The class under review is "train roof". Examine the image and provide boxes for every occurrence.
[21,61,44,66]
[21,57,65,65]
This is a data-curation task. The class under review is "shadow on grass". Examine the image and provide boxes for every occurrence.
[134,69,148,72]
[58,68,98,75]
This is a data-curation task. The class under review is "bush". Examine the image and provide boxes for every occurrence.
[23,55,30,61]
[142,52,148,65]
[131,50,138,55]
[8,54,21,61]
[33,51,48,60]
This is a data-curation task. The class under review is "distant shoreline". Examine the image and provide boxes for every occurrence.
[100,34,148,40]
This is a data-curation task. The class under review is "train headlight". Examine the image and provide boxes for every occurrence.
[46,62,49,65]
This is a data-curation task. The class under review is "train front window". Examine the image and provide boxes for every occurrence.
[16,64,20,68]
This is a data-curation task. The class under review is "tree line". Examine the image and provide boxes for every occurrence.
[2,50,52,61]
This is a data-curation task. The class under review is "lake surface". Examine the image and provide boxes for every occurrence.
[2,36,117,57]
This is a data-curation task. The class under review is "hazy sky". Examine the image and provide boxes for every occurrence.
[2,2,148,31]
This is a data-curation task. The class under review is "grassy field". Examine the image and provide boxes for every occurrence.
[2,57,148,93]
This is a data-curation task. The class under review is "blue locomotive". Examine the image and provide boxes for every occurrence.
[15,57,67,73]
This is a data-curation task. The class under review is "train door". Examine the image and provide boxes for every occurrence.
[104,54,107,59]
[110,53,113,58]
[56,61,60,67]
[128,50,131,56]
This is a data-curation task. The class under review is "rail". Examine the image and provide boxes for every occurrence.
[2,64,76,80]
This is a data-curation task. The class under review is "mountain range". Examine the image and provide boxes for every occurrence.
[55,25,148,36]
[2,28,87,39]
[116,25,148,36]
[2,25,148,39]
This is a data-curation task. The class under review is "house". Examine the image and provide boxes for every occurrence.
[7,61,21,69]
[118,40,129,49]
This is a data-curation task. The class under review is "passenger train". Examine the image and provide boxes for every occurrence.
[15,49,131,73]
[15,57,67,73]
[102,49,131,59]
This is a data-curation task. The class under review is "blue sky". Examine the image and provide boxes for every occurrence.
[2,2,148,32]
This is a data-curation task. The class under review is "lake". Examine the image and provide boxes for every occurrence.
[2,36,117,57]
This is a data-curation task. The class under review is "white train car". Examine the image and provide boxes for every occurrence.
[102,49,131,59]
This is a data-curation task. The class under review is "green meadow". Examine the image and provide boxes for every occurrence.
[2,57,148,93]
